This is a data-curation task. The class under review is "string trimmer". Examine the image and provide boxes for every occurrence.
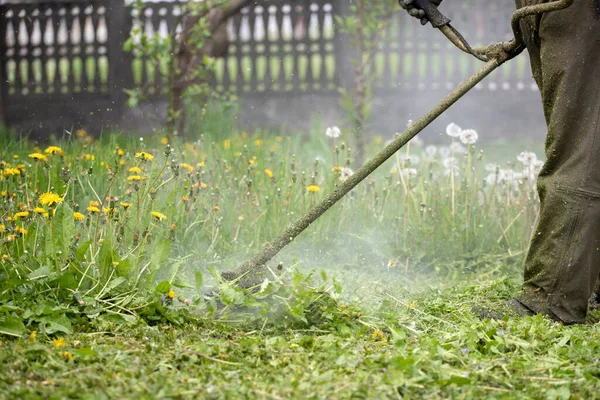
[220,0,575,289]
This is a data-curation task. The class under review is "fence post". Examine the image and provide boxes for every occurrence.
[106,0,133,124]
[0,5,6,126]
[332,0,356,96]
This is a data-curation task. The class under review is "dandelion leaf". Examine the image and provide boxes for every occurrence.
[194,270,203,291]
[38,313,72,335]
[0,314,26,337]
[53,202,75,257]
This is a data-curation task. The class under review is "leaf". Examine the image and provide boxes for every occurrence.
[194,270,203,291]
[98,238,117,276]
[100,277,127,297]
[28,265,51,280]
[155,280,171,294]
[150,240,171,274]
[172,278,194,289]
[168,260,186,284]
[0,314,26,337]
[52,202,75,257]
[39,313,72,335]
[75,347,97,360]
[75,240,91,261]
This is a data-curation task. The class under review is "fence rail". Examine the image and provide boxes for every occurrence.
[0,0,536,133]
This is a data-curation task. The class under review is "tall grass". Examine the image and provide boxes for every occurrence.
[0,118,542,334]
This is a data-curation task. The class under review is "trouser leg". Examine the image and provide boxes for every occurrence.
[515,0,600,323]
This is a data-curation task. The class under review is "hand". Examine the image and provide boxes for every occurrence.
[398,0,443,26]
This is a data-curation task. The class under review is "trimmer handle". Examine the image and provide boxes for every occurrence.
[410,0,451,28]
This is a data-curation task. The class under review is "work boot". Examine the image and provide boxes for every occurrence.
[589,291,600,310]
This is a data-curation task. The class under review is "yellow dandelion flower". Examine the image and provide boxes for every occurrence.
[117,149,125,156]
[53,338,66,348]
[0,224,4,233]
[129,166,141,173]
[14,211,29,219]
[87,206,100,213]
[197,161,205,168]
[249,159,255,165]
[44,146,64,156]
[73,212,85,221]
[238,216,244,221]
[39,192,62,206]
[3,167,21,176]
[62,351,73,361]
[6,235,15,242]
[264,169,274,178]
[182,196,189,202]
[28,153,48,162]
[180,163,194,173]
[76,129,87,138]
[234,152,242,157]
[85,154,95,161]
[33,207,45,215]
[89,200,100,208]
[213,206,220,211]
[371,330,385,341]
[15,227,27,235]
[331,166,343,173]
[13,155,18,159]
[168,289,175,299]
[112,261,119,267]
[103,207,115,214]
[223,139,231,150]
[0,191,6,197]
[135,152,154,161]
[29,331,36,344]
[254,139,262,146]
[200,182,207,189]
[307,185,321,193]
[151,211,167,221]
[161,137,169,145]
[127,175,144,181]
[120,202,132,209]
[2,254,9,261]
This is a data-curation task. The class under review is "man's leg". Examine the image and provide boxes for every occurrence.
[516,0,600,323]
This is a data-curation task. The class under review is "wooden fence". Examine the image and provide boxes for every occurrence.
[0,0,536,133]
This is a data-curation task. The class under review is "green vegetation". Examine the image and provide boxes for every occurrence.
[1,120,598,398]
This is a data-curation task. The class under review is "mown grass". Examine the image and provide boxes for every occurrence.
[1,117,598,398]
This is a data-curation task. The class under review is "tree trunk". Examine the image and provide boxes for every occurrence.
[169,0,254,136]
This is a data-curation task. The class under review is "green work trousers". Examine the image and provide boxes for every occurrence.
[515,0,600,323]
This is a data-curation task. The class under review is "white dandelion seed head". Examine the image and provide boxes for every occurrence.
[411,136,424,147]
[450,142,468,154]
[443,157,459,170]
[498,169,522,184]
[400,168,418,179]
[399,153,420,166]
[424,145,438,159]
[326,126,341,138]
[439,146,451,159]
[446,122,462,138]
[517,151,538,167]
[486,173,498,186]
[339,167,354,182]
[459,129,478,145]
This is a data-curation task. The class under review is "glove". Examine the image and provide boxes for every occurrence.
[398,0,443,26]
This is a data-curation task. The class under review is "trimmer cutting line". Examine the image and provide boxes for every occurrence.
[219,0,575,289]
